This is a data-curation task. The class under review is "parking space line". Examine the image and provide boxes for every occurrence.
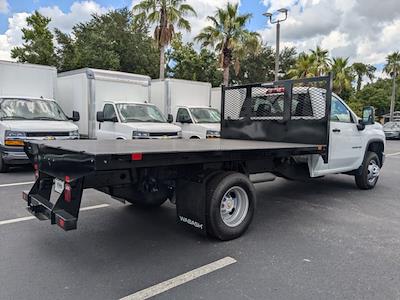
[120,256,237,300]
[0,204,109,226]
[0,181,35,188]
[387,152,400,157]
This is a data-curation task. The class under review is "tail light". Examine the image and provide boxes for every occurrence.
[34,163,39,179]
[64,176,71,202]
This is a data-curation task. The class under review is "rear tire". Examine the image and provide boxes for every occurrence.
[355,151,380,190]
[206,172,256,241]
[0,153,9,173]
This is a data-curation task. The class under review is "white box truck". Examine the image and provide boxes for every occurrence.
[57,68,182,140]
[151,79,221,139]
[0,60,79,172]
[211,87,222,112]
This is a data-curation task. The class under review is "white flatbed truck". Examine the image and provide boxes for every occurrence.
[22,75,385,240]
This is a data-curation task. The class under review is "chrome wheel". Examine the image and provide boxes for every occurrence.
[367,159,380,184]
[220,186,249,227]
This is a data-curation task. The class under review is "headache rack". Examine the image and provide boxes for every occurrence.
[221,74,332,154]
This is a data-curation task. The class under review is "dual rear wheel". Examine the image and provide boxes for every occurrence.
[206,172,256,241]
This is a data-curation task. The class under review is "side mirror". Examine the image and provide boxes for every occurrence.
[167,114,173,123]
[110,116,118,123]
[69,111,80,122]
[357,119,366,131]
[362,106,375,125]
[96,111,104,122]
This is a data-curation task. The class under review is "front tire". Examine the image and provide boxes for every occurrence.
[0,153,9,173]
[206,172,256,241]
[355,151,380,190]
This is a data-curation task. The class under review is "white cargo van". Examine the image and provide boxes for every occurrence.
[151,79,221,139]
[0,60,79,172]
[57,68,181,140]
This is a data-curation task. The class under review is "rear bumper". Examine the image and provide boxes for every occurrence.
[0,146,29,164]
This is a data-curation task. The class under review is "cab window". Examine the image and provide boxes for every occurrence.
[176,108,192,123]
[331,97,352,123]
[103,104,117,120]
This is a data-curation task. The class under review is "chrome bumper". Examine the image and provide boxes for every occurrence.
[0,146,29,164]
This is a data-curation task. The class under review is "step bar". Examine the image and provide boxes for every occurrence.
[23,191,77,231]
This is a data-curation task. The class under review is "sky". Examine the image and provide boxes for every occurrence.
[0,0,399,78]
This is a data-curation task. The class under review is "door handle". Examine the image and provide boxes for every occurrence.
[332,128,341,133]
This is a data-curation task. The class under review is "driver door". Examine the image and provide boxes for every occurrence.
[176,108,195,139]
[97,103,118,139]
[328,96,363,171]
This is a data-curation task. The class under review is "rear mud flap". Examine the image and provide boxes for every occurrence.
[176,178,207,236]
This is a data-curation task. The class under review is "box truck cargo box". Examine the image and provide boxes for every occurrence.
[151,79,221,139]
[57,68,181,139]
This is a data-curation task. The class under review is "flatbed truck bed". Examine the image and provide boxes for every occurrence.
[22,75,336,240]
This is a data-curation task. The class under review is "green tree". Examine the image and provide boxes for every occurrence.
[230,44,274,84]
[383,51,400,121]
[195,3,259,86]
[132,0,196,79]
[288,53,316,78]
[352,62,376,92]
[310,46,330,76]
[56,9,159,77]
[279,47,297,79]
[167,34,222,86]
[11,11,57,66]
[54,29,77,71]
[331,57,354,99]
[350,78,400,116]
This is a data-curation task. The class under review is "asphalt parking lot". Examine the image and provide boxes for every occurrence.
[0,141,399,300]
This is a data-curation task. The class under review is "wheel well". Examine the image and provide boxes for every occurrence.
[190,136,200,139]
[367,141,384,166]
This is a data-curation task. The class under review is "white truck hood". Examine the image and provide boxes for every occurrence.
[122,122,181,132]
[195,123,221,131]
[2,120,78,132]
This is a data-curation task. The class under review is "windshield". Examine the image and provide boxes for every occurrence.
[189,108,221,124]
[117,103,167,123]
[0,98,68,121]
[384,122,400,129]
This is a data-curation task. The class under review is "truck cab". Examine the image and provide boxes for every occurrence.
[96,101,182,140]
[0,96,79,172]
[241,85,385,180]
[310,95,385,177]
[175,105,221,139]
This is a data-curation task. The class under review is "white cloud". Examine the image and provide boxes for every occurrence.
[0,1,111,61]
[0,0,9,14]
[259,0,400,69]
[39,1,110,33]
[0,12,29,60]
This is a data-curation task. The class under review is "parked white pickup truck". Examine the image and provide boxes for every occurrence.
[0,61,79,172]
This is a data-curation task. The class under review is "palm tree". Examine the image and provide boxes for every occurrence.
[288,53,316,79]
[352,62,376,92]
[310,46,330,76]
[195,3,259,86]
[330,57,354,97]
[132,0,196,79]
[383,51,400,121]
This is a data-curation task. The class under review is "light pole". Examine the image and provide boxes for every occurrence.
[263,8,288,81]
